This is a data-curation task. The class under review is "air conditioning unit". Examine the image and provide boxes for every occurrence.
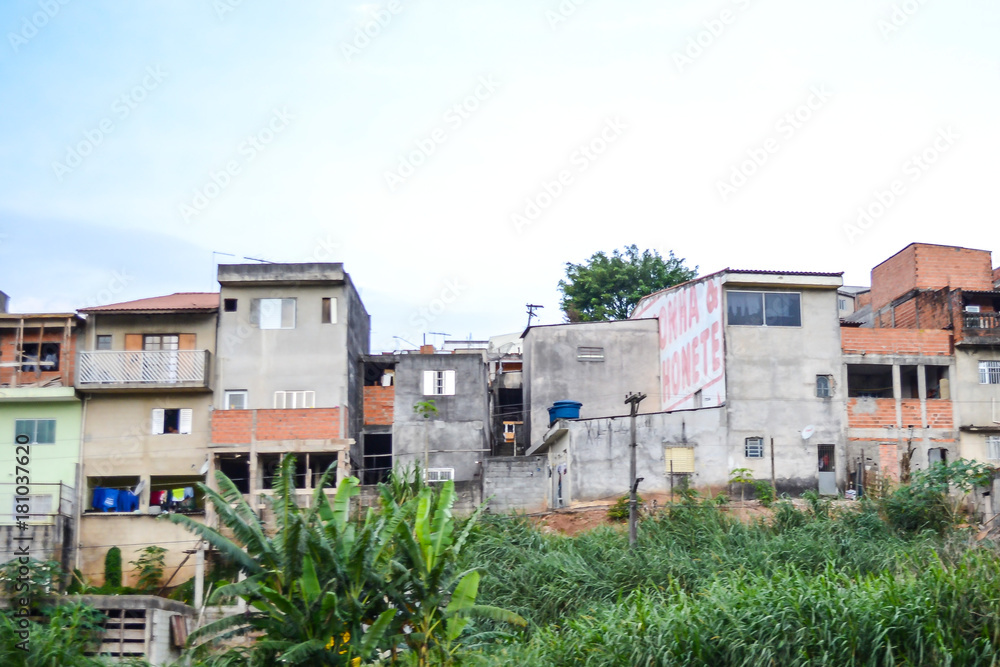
[965,305,981,313]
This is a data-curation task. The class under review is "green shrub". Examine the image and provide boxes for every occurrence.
[607,494,642,522]
[751,480,775,507]
[104,546,122,589]
[130,545,167,592]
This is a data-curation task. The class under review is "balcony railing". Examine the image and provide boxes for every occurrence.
[964,312,1000,330]
[77,350,211,390]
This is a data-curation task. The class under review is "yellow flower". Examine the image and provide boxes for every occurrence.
[351,658,361,667]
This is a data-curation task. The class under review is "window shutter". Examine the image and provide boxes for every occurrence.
[125,334,143,351]
[423,371,436,396]
[281,299,296,328]
[178,334,197,350]
[179,409,193,434]
[664,447,695,474]
[443,370,456,396]
[151,409,165,435]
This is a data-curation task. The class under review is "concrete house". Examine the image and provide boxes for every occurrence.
[0,302,83,573]
[75,293,219,586]
[523,268,848,508]
[209,263,367,514]
[362,345,489,487]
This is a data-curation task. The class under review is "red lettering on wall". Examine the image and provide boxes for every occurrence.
[711,320,721,372]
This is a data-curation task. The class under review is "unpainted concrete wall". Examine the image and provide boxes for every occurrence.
[523,319,660,449]
[482,456,547,514]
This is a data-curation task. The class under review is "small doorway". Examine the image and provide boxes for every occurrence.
[928,447,948,467]
[818,444,837,495]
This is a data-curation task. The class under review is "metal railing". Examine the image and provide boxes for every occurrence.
[965,312,1000,330]
[0,482,73,525]
[78,350,209,386]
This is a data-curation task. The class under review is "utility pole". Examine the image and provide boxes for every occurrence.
[625,392,647,547]
[526,304,544,329]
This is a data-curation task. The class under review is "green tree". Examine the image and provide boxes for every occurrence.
[558,245,697,321]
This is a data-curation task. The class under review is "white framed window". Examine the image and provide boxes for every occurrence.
[838,298,847,311]
[987,436,1000,461]
[15,419,56,444]
[151,408,193,435]
[422,370,456,396]
[576,346,605,362]
[979,361,1000,385]
[727,291,801,327]
[816,375,833,398]
[745,437,765,458]
[251,298,296,329]
[144,334,179,350]
[224,390,248,410]
[274,390,315,409]
[425,468,454,483]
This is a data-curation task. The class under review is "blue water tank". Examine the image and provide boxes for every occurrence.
[548,400,583,424]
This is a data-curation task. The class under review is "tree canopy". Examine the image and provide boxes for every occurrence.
[558,245,698,321]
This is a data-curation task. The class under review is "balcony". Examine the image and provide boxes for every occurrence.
[961,312,1000,346]
[77,350,212,392]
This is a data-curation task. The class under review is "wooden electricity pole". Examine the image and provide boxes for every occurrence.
[625,392,647,547]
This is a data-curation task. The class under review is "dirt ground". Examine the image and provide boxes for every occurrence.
[529,496,853,536]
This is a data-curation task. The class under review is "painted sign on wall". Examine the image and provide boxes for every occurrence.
[632,274,726,411]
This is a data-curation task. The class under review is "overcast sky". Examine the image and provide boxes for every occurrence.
[1,1,997,352]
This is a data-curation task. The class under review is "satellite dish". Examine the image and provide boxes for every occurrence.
[199,460,211,475]
[801,425,815,440]
[133,479,146,497]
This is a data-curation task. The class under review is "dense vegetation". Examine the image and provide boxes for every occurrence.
[2,461,997,666]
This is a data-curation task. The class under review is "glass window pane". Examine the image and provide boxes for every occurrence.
[281,299,296,328]
[36,420,56,444]
[96,335,112,350]
[15,420,33,442]
[727,292,763,325]
[259,299,283,329]
[765,293,801,327]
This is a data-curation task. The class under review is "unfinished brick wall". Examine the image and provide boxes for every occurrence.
[870,244,993,313]
[847,398,897,429]
[841,328,952,356]
[211,408,340,443]
[893,299,917,328]
[925,401,954,429]
[856,291,872,308]
[900,400,921,428]
[879,443,899,480]
[994,267,1000,287]
[0,325,77,388]
[211,410,253,444]
[363,386,394,425]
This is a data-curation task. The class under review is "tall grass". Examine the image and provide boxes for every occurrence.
[460,501,1000,666]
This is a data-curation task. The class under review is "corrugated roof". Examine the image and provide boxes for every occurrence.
[79,292,219,313]
[725,269,844,277]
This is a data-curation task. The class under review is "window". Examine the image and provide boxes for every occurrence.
[224,390,248,410]
[150,475,205,513]
[745,437,764,458]
[87,476,140,512]
[664,446,695,474]
[980,361,1000,385]
[847,364,893,398]
[251,298,296,329]
[143,334,179,351]
[20,342,60,372]
[151,408,193,435]
[96,335,113,350]
[987,436,1000,461]
[576,346,605,362]
[274,390,315,408]
[422,370,456,396]
[816,375,832,398]
[321,297,337,324]
[838,298,847,311]
[727,291,801,327]
[15,419,56,444]
[223,298,238,312]
[363,433,392,485]
[425,468,454,483]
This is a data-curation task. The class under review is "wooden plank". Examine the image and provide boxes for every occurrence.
[178,333,196,350]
